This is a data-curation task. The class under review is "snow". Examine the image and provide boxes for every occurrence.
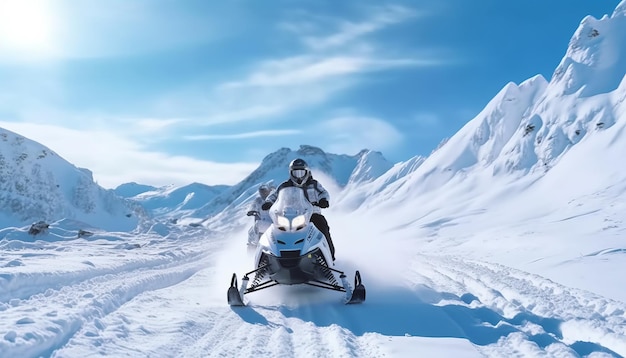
[2,3,626,357]
[3,203,626,357]
[4,134,626,358]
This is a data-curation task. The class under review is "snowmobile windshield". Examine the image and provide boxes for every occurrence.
[271,187,312,231]
[274,187,310,212]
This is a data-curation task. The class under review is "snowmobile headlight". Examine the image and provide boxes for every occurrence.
[276,215,290,231]
[292,215,306,230]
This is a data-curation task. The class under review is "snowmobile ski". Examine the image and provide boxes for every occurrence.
[227,273,245,306]
[344,270,366,304]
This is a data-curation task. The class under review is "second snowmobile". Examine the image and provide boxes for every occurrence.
[246,210,272,254]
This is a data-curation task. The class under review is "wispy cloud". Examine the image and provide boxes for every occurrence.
[318,115,404,155]
[203,3,437,131]
[134,118,186,132]
[222,55,429,89]
[202,104,291,125]
[185,129,301,141]
[412,112,442,128]
[0,121,256,188]
[0,2,439,188]
[299,5,419,50]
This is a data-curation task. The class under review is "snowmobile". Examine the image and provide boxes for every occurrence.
[246,210,272,255]
[228,186,366,306]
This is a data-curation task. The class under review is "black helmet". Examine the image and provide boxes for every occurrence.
[289,158,310,186]
[258,184,271,199]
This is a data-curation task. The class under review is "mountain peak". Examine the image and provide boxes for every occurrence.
[190,145,393,225]
[296,145,326,156]
[551,3,626,97]
[348,150,393,185]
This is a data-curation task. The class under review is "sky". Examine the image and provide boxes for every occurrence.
[0,0,622,189]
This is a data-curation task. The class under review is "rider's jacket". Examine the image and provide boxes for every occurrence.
[248,196,265,215]
[264,177,329,215]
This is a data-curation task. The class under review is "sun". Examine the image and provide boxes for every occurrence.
[0,0,57,56]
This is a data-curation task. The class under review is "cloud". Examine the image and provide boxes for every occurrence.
[0,122,256,188]
[413,112,442,128]
[201,104,292,125]
[133,118,186,132]
[203,52,434,128]
[201,4,438,130]
[222,56,360,88]
[300,5,419,50]
[185,129,301,141]
[0,2,441,187]
[222,55,429,89]
[318,115,404,155]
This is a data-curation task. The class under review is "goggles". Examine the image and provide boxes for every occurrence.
[291,169,307,179]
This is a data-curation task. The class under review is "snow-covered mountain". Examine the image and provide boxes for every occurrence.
[113,182,158,198]
[338,3,626,218]
[192,145,393,230]
[127,182,229,221]
[0,128,142,232]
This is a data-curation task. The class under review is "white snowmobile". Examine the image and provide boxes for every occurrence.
[246,210,272,255]
[228,186,366,306]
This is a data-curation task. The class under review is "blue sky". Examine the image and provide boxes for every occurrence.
[0,0,621,188]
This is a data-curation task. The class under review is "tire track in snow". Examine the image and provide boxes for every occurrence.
[0,248,206,304]
[173,307,295,358]
[0,250,213,358]
[411,255,626,357]
[0,226,219,305]
[176,300,366,357]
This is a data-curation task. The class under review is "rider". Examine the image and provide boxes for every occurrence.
[247,184,272,218]
[262,158,336,261]
[246,184,273,245]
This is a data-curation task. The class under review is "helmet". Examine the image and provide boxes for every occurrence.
[289,158,310,186]
[258,184,271,199]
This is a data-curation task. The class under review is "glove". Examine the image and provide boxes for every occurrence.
[318,198,329,208]
[246,211,257,217]
[261,202,272,210]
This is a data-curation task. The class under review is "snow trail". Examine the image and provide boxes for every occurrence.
[411,255,626,357]
[2,224,625,357]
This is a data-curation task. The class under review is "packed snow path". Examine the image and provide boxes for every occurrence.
[1,229,625,357]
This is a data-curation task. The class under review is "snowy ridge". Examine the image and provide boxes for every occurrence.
[338,4,626,214]
[0,128,141,231]
[113,182,157,198]
[195,145,393,231]
[347,150,393,185]
[129,183,229,220]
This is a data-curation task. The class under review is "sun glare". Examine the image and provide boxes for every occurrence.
[0,0,57,56]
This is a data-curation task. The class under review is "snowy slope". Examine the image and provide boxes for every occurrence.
[1,2,626,357]
[0,128,142,232]
[332,0,626,305]
[194,145,393,232]
[129,182,229,219]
